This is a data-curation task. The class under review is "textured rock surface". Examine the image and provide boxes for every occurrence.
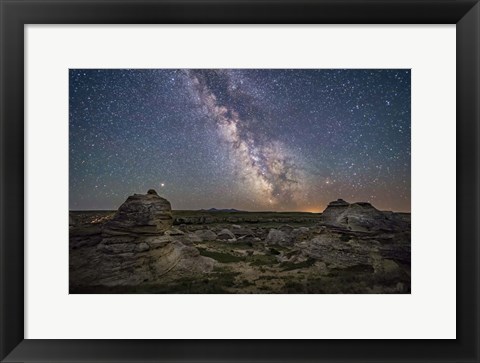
[70,190,215,289]
[217,229,235,240]
[194,229,217,241]
[321,199,408,232]
[72,239,215,287]
[321,199,350,219]
[99,240,214,286]
[70,198,410,294]
[231,227,255,238]
[102,189,173,237]
[266,228,292,246]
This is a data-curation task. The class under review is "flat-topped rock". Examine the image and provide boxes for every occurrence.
[329,199,350,207]
[321,200,408,232]
[321,199,351,220]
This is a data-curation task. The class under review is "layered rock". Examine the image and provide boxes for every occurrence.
[320,199,350,221]
[69,191,411,293]
[93,237,215,286]
[321,199,408,232]
[80,190,215,287]
[102,189,173,237]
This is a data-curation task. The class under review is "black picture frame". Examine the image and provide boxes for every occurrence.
[1,0,479,362]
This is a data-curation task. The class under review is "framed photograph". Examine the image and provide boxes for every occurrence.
[67,67,413,295]
[1,0,478,362]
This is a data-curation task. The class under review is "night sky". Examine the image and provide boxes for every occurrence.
[69,69,410,212]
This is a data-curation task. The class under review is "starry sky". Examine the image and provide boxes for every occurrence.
[69,69,410,212]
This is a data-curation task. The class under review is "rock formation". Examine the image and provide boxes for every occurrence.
[102,189,173,237]
[194,229,217,241]
[321,199,408,232]
[217,228,236,241]
[69,193,411,293]
[72,190,215,287]
[266,228,292,246]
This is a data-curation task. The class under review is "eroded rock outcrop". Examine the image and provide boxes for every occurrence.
[321,199,408,232]
[102,189,173,237]
[72,190,215,287]
[69,192,411,293]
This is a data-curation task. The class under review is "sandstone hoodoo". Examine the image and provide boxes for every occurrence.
[320,199,351,221]
[321,199,408,232]
[102,189,173,237]
[70,190,215,289]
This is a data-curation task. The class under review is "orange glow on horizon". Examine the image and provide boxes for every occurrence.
[298,206,325,213]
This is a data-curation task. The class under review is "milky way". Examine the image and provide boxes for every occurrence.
[184,70,303,207]
[69,69,410,212]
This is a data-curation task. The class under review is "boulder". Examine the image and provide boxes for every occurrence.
[266,228,292,246]
[231,227,255,238]
[194,229,217,241]
[279,224,294,234]
[217,228,235,240]
[371,253,401,277]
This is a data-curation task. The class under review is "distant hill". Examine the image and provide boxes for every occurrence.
[200,208,243,212]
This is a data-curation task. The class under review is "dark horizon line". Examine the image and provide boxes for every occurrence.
[69,208,412,214]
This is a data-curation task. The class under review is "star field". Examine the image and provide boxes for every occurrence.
[69,69,410,212]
